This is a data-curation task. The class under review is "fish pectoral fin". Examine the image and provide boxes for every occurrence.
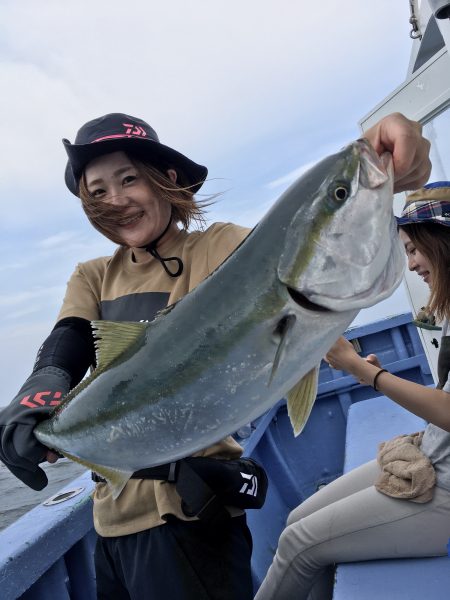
[269,314,297,385]
[91,321,148,369]
[287,366,319,437]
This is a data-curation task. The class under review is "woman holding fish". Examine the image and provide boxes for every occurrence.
[0,112,431,599]
[256,184,450,600]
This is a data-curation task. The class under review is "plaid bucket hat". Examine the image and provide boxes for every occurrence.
[63,113,208,197]
[397,181,450,227]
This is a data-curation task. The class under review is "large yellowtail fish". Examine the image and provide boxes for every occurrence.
[35,139,404,498]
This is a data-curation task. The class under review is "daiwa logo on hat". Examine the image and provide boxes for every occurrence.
[93,122,149,143]
[123,123,147,136]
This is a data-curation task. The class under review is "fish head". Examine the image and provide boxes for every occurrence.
[277,138,404,312]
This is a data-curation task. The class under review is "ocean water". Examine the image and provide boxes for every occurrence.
[0,459,88,532]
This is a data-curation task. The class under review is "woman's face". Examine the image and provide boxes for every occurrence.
[399,229,433,288]
[84,151,174,247]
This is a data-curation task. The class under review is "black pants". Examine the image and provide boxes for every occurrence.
[94,515,253,600]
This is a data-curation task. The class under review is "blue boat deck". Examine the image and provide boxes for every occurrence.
[1,312,445,599]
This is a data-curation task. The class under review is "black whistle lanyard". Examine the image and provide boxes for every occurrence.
[142,216,184,278]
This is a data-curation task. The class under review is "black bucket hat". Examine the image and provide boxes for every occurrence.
[63,113,208,196]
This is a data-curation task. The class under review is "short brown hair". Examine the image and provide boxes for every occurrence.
[79,156,210,245]
[400,222,450,322]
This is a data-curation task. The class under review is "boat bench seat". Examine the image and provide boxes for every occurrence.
[333,395,450,599]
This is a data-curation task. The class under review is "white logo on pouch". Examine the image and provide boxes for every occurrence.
[239,473,258,497]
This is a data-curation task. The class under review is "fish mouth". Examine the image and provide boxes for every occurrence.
[287,286,331,312]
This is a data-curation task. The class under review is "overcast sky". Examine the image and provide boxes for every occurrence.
[1,1,417,403]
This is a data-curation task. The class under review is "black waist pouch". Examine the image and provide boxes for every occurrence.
[179,456,268,510]
[174,456,268,525]
[93,455,268,525]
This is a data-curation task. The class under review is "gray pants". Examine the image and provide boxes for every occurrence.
[254,460,450,600]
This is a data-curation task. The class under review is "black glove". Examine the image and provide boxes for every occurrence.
[0,366,71,490]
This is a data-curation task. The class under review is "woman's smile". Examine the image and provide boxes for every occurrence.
[399,229,434,288]
[117,211,145,228]
[84,151,176,247]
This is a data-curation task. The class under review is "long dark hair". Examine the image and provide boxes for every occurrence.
[78,155,211,245]
[400,222,450,321]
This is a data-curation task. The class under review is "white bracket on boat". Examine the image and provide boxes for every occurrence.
[350,338,362,353]
[43,487,85,506]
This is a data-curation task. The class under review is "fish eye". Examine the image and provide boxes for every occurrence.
[328,182,351,204]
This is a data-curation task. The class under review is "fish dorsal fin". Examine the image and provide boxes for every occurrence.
[287,366,319,437]
[92,321,148,369]
[49,321,148,418]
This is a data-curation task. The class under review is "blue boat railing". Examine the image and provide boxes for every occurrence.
[0,471,96,600]
[0,312,434,599]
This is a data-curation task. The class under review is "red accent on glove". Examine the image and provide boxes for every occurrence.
[20,391,63,409]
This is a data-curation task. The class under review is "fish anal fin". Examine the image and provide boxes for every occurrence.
[62,450,133,500]
[287,366,319,437]
[91,321,147,369]
[93,465,133,500]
